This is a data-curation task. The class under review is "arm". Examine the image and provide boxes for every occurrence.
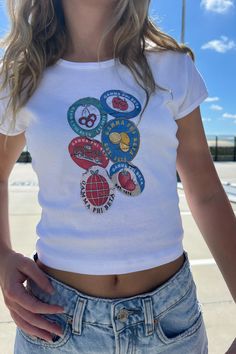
[0,132,64,342]
[176,107,236,303]
[0,133,26,264]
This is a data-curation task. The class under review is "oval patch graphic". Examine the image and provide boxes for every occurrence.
[80,166,116,214]
[100,90,142,118]
[109,162,145,196]
[101,118,140,162]
[68,137,109,170]
[67,97,108,138]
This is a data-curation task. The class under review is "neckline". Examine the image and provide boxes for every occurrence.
[56,57,118,69]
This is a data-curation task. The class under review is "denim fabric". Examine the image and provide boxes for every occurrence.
[14,250,208,353]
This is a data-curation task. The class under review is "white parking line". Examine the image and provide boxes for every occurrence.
[181,210,236,215]
[190,259,216,266]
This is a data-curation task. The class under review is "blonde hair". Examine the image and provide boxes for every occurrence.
[0,0,194,148]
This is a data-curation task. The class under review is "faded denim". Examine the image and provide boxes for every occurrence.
[14,250,208,353]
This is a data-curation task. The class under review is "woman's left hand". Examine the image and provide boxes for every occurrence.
[225,338,236,354]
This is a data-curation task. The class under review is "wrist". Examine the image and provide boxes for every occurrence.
[0,246,15,268]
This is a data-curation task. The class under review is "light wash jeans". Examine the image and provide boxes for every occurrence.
[14,250,208,353]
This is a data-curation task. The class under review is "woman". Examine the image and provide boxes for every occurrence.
[0,1,235,353]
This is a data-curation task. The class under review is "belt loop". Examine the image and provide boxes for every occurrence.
[142,297,154,336]
[72,297,87,336]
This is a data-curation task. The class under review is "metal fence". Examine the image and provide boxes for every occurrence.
[17,135,236,163]
[207,135,236,162]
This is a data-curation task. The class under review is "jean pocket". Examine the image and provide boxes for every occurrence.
[155,281,203,345]
[18,312,72,348]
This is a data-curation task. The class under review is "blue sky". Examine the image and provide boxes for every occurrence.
[150,0,236,136]
[0,0,235,136]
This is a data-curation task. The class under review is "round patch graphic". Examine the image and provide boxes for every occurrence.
[80,166,115,214]
[109,162,145,196]
[101,118,140,162]
[68,137,109,170]
[67,97,108,138]
[100,90,142,118]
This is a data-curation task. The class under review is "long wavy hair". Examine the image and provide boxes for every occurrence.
[0,0,194,148]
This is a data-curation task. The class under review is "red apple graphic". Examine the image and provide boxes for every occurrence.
[125,179,136,191]
[118,170,136,191]
[112,97,128,111]
[118,170,131,186]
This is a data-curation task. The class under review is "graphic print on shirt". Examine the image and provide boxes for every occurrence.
[110,162,145,196]
[68,136,109,169]
[80,165,115,213]
[67,97,107,138]
[67,90,145,214]
[100,90,142,118]
[101,118,140,163]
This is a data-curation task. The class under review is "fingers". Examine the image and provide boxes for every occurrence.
[8,283,64,314]
[1,252,66,341]
[11,302,63,337]
[18,257,55,295]
[11,309,55,342]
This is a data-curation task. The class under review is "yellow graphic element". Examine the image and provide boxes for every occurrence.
[109,131,131,153]
[120,142,129,152]
[120,132,130,152]
[109,132,121,144]
[120,132,130,145]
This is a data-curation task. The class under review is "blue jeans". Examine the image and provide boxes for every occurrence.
[14,250,208,353]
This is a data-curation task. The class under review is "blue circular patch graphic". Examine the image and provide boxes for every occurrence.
[109,162,145,196]
[100,90,142,118]
[101,118,140,162]
[67,97,108,138]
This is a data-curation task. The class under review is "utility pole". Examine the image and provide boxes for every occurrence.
[181,0,186,43]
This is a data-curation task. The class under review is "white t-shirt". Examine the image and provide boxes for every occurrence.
[0,50,209,274]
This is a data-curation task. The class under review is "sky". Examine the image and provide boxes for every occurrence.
[149,0,236,136]
[0,0,236,136]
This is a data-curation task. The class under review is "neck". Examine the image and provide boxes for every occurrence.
[61,0,117,62]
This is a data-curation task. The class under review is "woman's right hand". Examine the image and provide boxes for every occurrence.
[0,250,65,342]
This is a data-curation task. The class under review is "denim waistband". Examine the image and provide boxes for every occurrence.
[28,250,193,336]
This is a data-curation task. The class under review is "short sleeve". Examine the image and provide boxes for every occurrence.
[174,53,209,120]
[0,70,29,136]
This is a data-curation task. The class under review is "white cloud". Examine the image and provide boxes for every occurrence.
[223,113,236,118]
[201,0,234,13]
[210,104,223,110]
[201,36,236,53]
[202,117,212,121]
[205,97,220,102]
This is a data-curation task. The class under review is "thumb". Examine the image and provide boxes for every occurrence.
[18,257,55,295]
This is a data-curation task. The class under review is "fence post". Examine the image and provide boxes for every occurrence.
[234,136,236,162]
[215,136,218,161]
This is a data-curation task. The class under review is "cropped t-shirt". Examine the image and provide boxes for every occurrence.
[0,49,209,274]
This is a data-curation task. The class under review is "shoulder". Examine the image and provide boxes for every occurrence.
[144,49,191,85]
[145,48,189,68]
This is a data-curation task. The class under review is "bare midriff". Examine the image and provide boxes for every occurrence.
[35,252,185,298]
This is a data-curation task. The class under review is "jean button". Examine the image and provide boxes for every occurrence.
[117,308,129,322]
